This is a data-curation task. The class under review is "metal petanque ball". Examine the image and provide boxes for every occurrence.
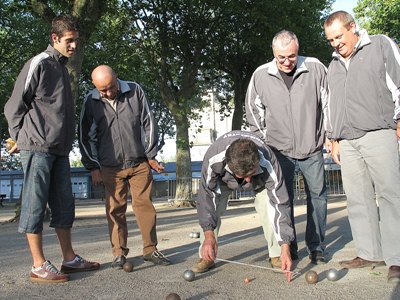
[183,269,195,282]
[123,261,134,272]
[327,268,339,281]
[166,293,181,300]
[305,270,318,284]
[189,231,200,238]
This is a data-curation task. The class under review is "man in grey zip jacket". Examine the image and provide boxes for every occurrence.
[79,65,170,269]
[193,130,294,281]
[324,11,400,282]
[4,15,99,283]
[245,30,328,266]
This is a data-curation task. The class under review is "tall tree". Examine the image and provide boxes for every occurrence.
[354,0,400,41]
[125,0,212,205]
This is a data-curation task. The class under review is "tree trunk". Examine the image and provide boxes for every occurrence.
[172,114,194,207]
[67,44,84,107]
[231,77,248,130]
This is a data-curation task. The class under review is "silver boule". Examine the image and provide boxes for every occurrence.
[183,269,195,282]
[327,268,339,281]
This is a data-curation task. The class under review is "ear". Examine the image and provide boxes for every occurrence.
[350,22,357,34]
[51,33,59,44]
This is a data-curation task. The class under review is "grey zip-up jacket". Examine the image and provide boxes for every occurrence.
[197,130,294,245]
[79,79,158,170]
[326,30,400,140]
[4,45,75,156]
[245,56,328,159]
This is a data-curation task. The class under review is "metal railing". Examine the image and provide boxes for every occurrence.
[2,165,343,202]
[165,166,344,203]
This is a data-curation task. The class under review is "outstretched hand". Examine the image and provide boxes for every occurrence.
[280,244,293,282]
[201,230,218,261]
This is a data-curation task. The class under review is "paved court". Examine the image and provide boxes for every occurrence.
[0,197,399,300]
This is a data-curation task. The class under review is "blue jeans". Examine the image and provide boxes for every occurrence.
[274,150,327,253]
[19,151,75,233]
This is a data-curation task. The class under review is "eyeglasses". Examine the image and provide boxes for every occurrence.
[275,54,297,64]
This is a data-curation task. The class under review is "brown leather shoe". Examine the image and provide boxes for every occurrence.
[388,266,400,283]
[269,257,282,273]
[339,257,385,269]
[191,258,215,273]
[269,257,281,269]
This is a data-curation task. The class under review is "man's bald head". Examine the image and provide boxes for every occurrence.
[91,65,118,100]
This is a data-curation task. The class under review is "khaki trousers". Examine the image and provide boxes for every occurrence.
[101,162,157,256]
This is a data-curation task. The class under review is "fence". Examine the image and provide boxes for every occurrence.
[0,164,344,202]
[166,165,344,203]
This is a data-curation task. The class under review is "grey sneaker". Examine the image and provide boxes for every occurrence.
[111,255,126,270]
[60,254,100,274]
[144,250,171,266]
[30,260,69,283]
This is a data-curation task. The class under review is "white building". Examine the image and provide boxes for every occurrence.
[158,91,234,162]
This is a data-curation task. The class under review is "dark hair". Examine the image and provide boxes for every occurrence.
[324,11,355,30]
[225,139,259,177]
[51,15,79,38]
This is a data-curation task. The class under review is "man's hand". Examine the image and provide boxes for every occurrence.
[280,243,293,282]
[201,230,218,261]
[331,140,341,165]
[325,137,332,154]
[6,138,19,154]
[91,169,103,186]
[148,159,165,173]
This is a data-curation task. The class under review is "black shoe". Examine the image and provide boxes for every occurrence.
[111,255,126,270]
[144,250,171,266]
[309,251,325,264]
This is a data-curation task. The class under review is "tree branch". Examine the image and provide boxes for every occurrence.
[28,0,55,24]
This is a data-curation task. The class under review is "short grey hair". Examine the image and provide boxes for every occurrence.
[272,30,299,50]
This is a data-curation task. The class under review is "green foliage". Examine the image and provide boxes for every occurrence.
[0,0,49,139]
[354,0,400,41]
[125,0,211,119]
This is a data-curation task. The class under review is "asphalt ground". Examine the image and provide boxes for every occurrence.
[0,197,399,300]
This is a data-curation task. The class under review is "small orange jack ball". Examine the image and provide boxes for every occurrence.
[244,277,251,283]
